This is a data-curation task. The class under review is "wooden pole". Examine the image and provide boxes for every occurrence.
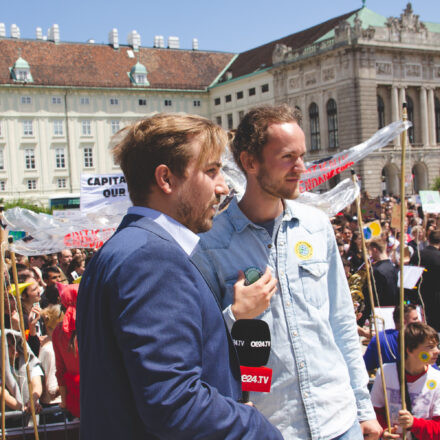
[0,228,6,439]
[8,237,39,440]
[351,171,392,432]
[399,104,408,440]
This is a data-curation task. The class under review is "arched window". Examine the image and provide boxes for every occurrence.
[435,97,440,144]
[327,99,338,149]
[406,96,414,143]
[377,95,385,129]
[309,103,320,151]
[294,105,302,127]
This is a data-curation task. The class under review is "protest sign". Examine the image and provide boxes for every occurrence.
[419,190,440,213]
[391,203,401,229]
[360,196,381,221]
[80,173,130,213]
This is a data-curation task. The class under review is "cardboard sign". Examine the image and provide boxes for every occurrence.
[361,197,381,221]
[391,203,401,229]
[80,173,130,212]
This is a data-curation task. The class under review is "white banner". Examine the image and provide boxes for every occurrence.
[80,173,130,212]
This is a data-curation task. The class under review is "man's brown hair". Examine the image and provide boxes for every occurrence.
[112,113,227,205]
[428,229,440,245]
[231,104,301,172]
[367,238,386,254]
[405,322,439,355]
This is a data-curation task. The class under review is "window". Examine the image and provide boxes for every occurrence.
[55,148,65,169]
[327,99,339,149]
[164,99,172,106]
[227,113,233,130]
[52,96,62,105]
[435,97,440,144]
[21,96,31,104]
[377,95,385,129]
[0,181,5,191]
[27,179,36,190]
[80,97,90,105]
[236,91,243,100]
[225,95,232,103]
[82,120,91,136]
[309,103,320,151]
[17,70,30,81]
[406,96,414,143]
[111,120,120,134]
[23,120,33,136]
[216,116,222,126]
[248,87,256,96]
[110,98,119,105]
[57,178,67,189]
[25,148,36,169]
[138,99,147,106]
[53,120,63,136]
[214,98,221,106]
[83,147,93,168]
[193,100,201,107]
[0,149,4,170]
[261,84,269,93]
[135,74,147,84]
[238,111,244,122]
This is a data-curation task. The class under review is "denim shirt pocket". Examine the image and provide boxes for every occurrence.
[298,260,329,309]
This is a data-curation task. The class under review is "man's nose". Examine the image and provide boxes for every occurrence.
[215,173,229,196]
[295,157,307,174]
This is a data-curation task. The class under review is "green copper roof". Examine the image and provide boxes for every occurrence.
[315,7,387,42]
[13,56,30,69]
[425,21,440,33]
[130,61,147,75]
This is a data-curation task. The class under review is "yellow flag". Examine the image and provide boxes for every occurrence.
[9,282,33,296]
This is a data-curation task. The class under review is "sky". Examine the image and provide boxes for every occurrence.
[1,0,439,53]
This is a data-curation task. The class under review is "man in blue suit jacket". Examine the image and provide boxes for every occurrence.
[77,113,282,439]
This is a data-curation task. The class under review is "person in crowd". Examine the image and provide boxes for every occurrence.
[77,113,282,439]
[342,225,353,253]
[408,225,426,266]
[371,322,440,439]
[40,285,61,309]
[57,249,72,278]
[363,304,419,371]
[1,330,43,427]
[347,231,364,273]
[66,255,85,284]
[39,304,64,423]
[15,273,42,356]
[366,238,399,306]
[42,266,62,288]
[29,255,46,270]
[52,283,80,419]
[194,105,381,439]
[418,230,440,332]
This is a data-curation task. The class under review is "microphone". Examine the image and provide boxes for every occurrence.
[231,319,272,403]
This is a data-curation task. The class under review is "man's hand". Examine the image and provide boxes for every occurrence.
[382,425,400,439]
[231,267,277,320]
[28,306,41,336]
[360,419,382,440]
[397,409,414,430]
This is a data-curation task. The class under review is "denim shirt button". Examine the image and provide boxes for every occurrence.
[268,244,272,249]
[285,301,291,307]
[293,330,298,336]
[304,392,309,398]
[299,361,305,369]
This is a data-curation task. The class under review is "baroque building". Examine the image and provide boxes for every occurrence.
[0,3,439,205]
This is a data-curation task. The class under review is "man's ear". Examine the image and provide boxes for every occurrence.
[240,151,258,175]
[154,164,173,194]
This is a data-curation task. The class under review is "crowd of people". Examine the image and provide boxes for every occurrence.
[0,106,439,439]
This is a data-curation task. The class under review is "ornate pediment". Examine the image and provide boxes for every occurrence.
[386,3,427,36]
[272,44,292,64]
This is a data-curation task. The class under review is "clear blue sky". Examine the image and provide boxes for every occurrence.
[1,0,438,53]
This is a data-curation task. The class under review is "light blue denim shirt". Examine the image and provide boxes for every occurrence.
[194,198,375,440]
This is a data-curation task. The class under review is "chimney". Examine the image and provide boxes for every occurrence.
[36,27,43,40]
[48,24,60,43]
[127,30,141,51]
[192,38,199,50]
[108,28,119,49]
[0,23,5,37]
[10,24,20,39]
[168,36,180,49]
[153,35,165,48]
[87,39,95,43]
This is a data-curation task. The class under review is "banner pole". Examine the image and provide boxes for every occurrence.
[351,171,392,432]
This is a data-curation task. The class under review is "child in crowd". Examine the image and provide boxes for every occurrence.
[371,322,440,439]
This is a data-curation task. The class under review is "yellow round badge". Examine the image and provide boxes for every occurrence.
[419,351,431,363]
[427,380,437,390]
[295,241,313,260]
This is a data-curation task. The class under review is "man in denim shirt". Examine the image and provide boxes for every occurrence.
[194,105,382,439]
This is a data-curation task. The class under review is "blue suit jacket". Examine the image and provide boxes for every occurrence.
[77,214,281,439]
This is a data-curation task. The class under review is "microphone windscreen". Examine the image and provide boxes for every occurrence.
[231,319,271,367]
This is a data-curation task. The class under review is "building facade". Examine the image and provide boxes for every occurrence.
[0,3,439,204]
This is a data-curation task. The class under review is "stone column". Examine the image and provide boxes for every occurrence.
[420,86,428,146]
[391,85,400,146]
[427,88,436,146]
[399,86,406,111]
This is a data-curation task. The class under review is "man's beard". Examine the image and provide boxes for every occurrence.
[256,166,300,200]
[176,195,219,233]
